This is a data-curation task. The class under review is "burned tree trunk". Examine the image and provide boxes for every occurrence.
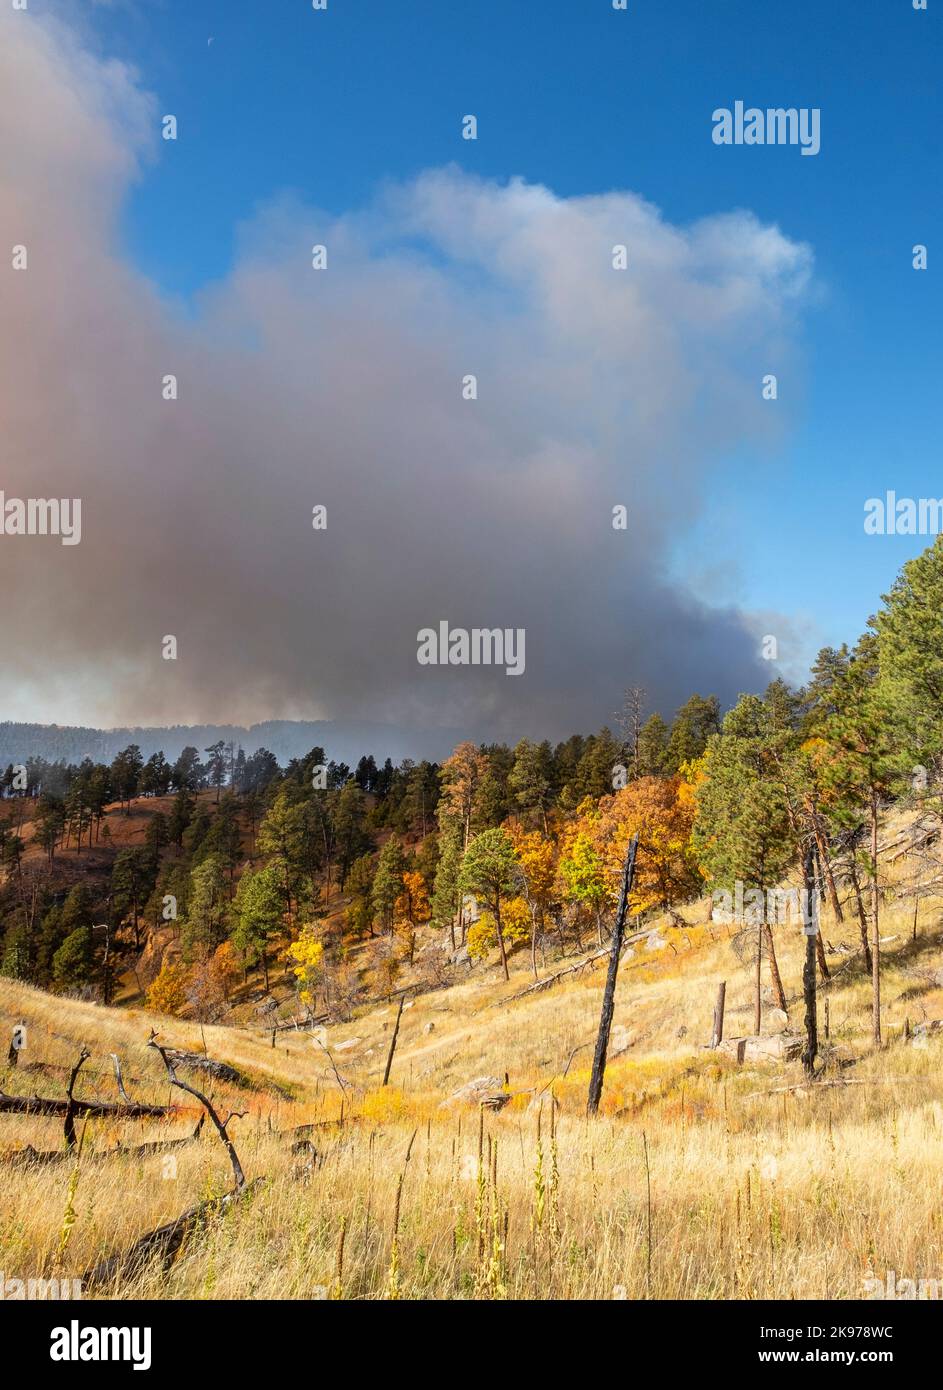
[810,841,831,982]
[63,1048,91,1150]
[586,834,638,1118]
[84,1182,261,1289]
[382,994,405,1087]
[0,1093,173,1119]
[148,1034,246,1190]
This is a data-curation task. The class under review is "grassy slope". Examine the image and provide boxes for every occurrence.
[2,817,943,1299]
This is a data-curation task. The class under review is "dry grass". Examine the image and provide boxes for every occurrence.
[3,830,943,1300]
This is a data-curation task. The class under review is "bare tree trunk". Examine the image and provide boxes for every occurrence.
[587,835,638,1117]
[802,847,818,1078]
[754,918,763,1035]
[494,898,510,982]
[764,924,787,1014]
[848,858,873,973]
[870,796,881,1046]
[813,815,844,922]
[382,994,405,1086]
[711,981,726,1048]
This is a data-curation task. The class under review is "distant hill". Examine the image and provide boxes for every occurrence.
[0,720,472,769]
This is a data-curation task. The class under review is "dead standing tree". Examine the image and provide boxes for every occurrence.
[587,834,639,1118]
[382,993,406,1087]
[710,981,726,1049]
[147,1033,246,1189]
[84,1033,258,1289]
[802,845,819,1078]
[63,1046,91,1150]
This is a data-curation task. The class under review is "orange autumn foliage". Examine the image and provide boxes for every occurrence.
[593,775,703,912]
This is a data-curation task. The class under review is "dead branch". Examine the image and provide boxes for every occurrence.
[148,1033,246,1191]
[316,1038,359,1094]
[110,1053,132,1103]
[536,1040,594,1099]
[64,1048,91,1150]
[484,925,658,1011]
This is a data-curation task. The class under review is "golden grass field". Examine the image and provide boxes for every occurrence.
[2,837,943,1301]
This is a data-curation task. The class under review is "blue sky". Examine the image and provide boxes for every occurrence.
[80,0,941,665]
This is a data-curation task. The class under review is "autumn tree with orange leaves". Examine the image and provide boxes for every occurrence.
[594,774,703,916]
[394,869,431,964]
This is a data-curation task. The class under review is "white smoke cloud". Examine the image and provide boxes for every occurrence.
[0,8,813,741]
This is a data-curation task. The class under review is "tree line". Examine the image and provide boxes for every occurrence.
[4,534,943,1037]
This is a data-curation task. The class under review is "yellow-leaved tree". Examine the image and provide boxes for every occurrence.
[467,898,530,962]
[146,959,190,1016]
[288,925,325,1013]
[506,824,556,978]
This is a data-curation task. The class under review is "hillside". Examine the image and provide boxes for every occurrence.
[0,720,471,771]
[3,823,943,1301]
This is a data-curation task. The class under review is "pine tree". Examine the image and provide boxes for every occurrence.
[372,837,406,935]
[818,633,902,1045]
[508,739,553,834]
[431,816,464,948]
[459,828,518,981]
[694,695,792,1030]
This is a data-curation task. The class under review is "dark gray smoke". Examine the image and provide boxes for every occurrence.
[0,9,813,746]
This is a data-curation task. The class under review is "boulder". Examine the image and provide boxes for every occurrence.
[912,1019,943,1048]
[440,1075,506,1109]
[718,1033,803,1063]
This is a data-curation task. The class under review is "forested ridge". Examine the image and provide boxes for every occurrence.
[3,534,943,1043]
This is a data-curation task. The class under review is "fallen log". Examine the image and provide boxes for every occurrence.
[0,1092,176,1120]
[486,923,658,1010]
[83,1179,263,1289]
[162,1048,249,1089]
[2,1116,205,1169]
